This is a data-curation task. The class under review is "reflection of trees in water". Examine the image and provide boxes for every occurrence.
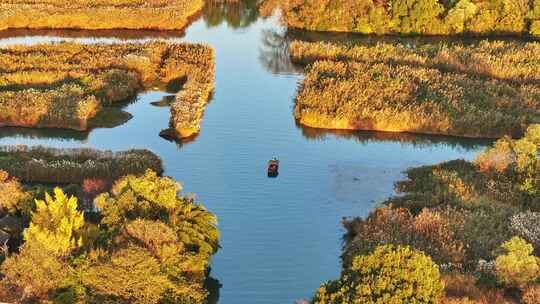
[203,0,260,29]
[259,28,302,75]
[298,123,492,152]
[0,127,89,142]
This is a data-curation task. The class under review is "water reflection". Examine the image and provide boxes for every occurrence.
[203,0,260,29]
[0,127,90,142]
[0,28,185,41]
[298,124,492,151]
[259,28,301,75]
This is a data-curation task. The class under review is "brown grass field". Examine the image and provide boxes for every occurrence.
[0,42,215,139]
[0,0,205,30]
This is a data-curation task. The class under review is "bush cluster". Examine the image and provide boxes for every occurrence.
[0,170,220,303]
[266,0,540,36]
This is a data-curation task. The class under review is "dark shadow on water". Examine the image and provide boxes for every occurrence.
[205,275,222,304]
[0,126,90,142]
[298,123,493,151]
[0,29,186,40]
[150,95,176,107]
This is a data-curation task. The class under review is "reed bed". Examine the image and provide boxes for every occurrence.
[291,40,540,138]
[0,42,215,139]
[0,0,204,30]
[0,145,163,184]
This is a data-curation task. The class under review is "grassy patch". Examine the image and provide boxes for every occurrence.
[0,145,163,184]
[291,40,540,138]
[0,0,204,30]
[0,42,215,139]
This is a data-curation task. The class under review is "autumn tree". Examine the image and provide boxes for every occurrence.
[24,188,85,257]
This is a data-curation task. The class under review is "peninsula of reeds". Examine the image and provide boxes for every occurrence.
[290,40,540,138]
[0,42,215,139]
[0,0,204,31]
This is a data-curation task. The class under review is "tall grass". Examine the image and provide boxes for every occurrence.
[0,0,204,30]
[0,42,215,139]
[0,145,163,184]
[291,40,540,138]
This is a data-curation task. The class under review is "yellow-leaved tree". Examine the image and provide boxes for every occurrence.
[24,187,84,257]
[495,236,540,289]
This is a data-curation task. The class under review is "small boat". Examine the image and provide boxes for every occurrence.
[268,158,279,177]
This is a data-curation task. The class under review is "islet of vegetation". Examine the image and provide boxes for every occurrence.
[312,124,540,304]
[263,0,540,37]
[0,41,215,139]
[291,39,540,138]
[0,0,205,31]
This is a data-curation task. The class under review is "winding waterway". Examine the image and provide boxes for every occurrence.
[0,3,492,303]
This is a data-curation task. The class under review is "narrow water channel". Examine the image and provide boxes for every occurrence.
[0,4,491,304]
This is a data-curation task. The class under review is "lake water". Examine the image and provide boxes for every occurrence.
[0,3,491,303]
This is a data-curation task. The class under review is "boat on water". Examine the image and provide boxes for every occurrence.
[268,158,279,177]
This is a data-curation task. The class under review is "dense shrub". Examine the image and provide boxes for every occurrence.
[510,211,540,252]
[495,237,539,289]
[343,207,466,267]
[314,245,444,304]
[0,170,31,216]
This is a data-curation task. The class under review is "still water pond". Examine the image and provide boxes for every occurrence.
[0,4,491,304]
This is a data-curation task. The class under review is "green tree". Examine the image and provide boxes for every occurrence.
[82,246,174,304]
[95,170,219,257]
[314,245,444,304]
[390,0,445,34]
[532,0,540,35]
[23,188,84,257]
[444,0,478,33]
[495,236,540,289]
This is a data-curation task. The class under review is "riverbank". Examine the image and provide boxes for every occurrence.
[0,0,204,31]
[0,42,215,139]
[313,124,540,303]
[291,40,540,138]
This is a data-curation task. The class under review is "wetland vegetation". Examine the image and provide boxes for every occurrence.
[0,169,219,304]
[0,42,215,139]
[0,0,205,31]
[291,39,540,138]
[313,124,540,303]
[264,0,540,36]
[0,1,540,303]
